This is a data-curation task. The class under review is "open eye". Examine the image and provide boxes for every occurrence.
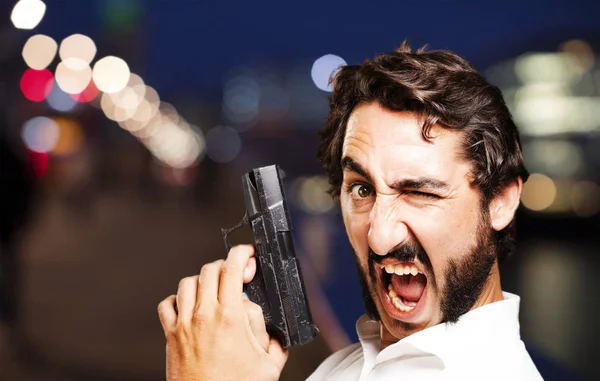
[350,184,373,199]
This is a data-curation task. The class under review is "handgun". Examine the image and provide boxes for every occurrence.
[221,165,319,348]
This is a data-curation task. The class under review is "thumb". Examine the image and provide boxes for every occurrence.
[267,338,289,371]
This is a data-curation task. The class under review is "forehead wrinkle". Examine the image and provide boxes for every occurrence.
[342,133,440,190]
[343,104,472,192]
[341,131,376,179]
[342,126,374,151]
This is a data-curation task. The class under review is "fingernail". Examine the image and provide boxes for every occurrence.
[244,267,251,279]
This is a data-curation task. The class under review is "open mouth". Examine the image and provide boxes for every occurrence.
[378,262,428,317]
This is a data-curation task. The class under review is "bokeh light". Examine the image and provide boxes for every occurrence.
[59,34,97,64]
[55,58,93,94]
[571,181,600,217]
[101,92,136,122]
[125,100,157,130]
[161,165,199,187]
[205,126,241,163]
[70,80,100,103]
[487,45,600,138]
[11,0,46,30]
[294,176,335,214]
[22,34,57,70]
[512,83,600,136]
[92,56,131,93]
[132,114,162,139]
[523,140,584,178]
[100,75,154,125]
[544,180,572,213]
[118,118,145,133]
[51,117,84,156]
[20,68,54,102]
[223,70,260,127]
[159,102,181,124]
[561,39,595,73]
[129,86,160,124]
[27,149,49,179]
[521,173,557,211]
[515,53,577,85]
[311,54,346,92]
[144,119,204,168]
[142,86,160,109]
[21,116,59,153]
[47,85,78,112]
[109,74,145,110]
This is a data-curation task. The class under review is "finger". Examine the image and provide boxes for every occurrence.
[243,299,269,351]
[196,259,224,309]
[176,276,198,324]
[158,295,177,332]
[267,338,289,371]
[243,256,256,284]
[219,245,254,305]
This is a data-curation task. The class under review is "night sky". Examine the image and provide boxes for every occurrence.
[29,0,600,97]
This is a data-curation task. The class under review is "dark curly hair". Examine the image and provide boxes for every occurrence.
[317,40,529,262]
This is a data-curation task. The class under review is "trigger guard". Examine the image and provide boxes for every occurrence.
[221,212,249,253]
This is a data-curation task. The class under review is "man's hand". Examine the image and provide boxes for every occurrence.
[157,245,288,381]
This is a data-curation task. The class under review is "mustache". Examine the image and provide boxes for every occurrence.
[368,241,434,277]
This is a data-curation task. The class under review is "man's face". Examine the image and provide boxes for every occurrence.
[340,103,498,340]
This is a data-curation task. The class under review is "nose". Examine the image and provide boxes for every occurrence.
[367,196,409,256]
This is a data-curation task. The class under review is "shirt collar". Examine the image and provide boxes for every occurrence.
[355,292,523,367]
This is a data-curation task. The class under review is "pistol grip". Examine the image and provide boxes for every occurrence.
[222,214,280,340]
[243,248,280,342]
[243,267,270,317]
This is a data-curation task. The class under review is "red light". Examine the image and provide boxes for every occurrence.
[70,79,99,103]
[27,149,49,178]
[20,69,54,102]
[161,164,198,187]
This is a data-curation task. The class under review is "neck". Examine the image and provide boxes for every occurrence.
[380,326,400,350]
[471,261,504,310]
[378,261,503,351]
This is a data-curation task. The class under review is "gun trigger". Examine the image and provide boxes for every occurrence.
[221,212,250,253]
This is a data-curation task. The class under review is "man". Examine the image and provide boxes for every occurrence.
[157,41,543,380]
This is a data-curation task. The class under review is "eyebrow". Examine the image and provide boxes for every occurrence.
[341,156,451,192]
[390,178,451,192]
[341,157,373,184]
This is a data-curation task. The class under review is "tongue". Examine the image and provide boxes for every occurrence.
[391,273,427,302]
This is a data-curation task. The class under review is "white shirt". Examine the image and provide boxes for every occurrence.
[307,292,543,381]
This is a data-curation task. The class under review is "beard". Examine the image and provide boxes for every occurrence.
[354,211,497,326]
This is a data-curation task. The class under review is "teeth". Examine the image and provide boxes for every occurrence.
[387,284,415,312]
[387,284,397,297]
[390,294,415,312]
[383,263,422,276]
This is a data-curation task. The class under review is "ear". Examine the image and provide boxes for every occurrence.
[489,178,523,231]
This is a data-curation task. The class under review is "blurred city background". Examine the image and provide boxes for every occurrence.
[0,0,599,380]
